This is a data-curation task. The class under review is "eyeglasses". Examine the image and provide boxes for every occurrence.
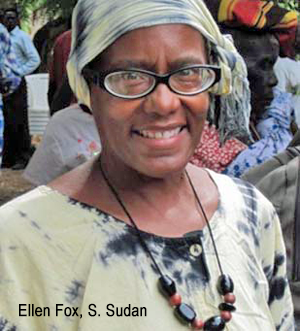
[82,65,221,99]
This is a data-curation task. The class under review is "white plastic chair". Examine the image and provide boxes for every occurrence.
[25,73,50,136]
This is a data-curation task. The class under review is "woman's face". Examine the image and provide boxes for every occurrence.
[90,24,210,178]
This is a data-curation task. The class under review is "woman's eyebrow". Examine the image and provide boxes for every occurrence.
[105,60,155,71]
[105,57,205,72]
[168,57,206,70]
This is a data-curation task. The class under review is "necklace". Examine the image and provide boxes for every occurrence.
[99,160,236,330]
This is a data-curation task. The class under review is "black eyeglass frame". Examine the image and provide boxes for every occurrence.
[82,64,221,99]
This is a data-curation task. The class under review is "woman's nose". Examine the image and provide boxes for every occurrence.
[143,83,181,116]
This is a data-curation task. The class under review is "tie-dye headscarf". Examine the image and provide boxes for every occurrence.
[67,0,252,142]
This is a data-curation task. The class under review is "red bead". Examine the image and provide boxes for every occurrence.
[192,318,204,329]
[221,310,232,322]
[169,293,182,306]
[224,293,236,304]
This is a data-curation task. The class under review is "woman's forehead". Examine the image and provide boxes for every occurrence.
[91,24,207,69]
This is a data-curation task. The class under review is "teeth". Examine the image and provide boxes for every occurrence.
[138,127,182,139]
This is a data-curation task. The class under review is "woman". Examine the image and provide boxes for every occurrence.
[0,0,294,330]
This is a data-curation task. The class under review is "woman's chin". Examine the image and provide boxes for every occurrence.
[134,156,191,179]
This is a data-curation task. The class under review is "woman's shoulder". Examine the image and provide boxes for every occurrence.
[0,186,64,228]
[0,184,119,267]
[188,163,250,194]
[201,167,277,216]
[0,187,52,246]
[0,185,95,240]
[188,163,275,208]
[0,185,54,211]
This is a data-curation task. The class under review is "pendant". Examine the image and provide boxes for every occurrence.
[204,316,226,330]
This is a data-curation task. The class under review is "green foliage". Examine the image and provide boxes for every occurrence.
[35,0,77,19]
[11,0,77,33]
[14,0,76,22]
[278,0,299,14]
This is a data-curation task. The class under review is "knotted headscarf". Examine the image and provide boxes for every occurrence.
[67,0,252,142]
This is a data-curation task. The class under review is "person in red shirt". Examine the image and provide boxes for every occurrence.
[48,29,74,114]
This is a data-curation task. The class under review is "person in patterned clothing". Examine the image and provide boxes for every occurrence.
[0,22,21,95]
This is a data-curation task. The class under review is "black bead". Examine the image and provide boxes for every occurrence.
[204,316,226,330]
[217,274,234,295]
[174,303,196,324]
[218,302,236,312]
[158,275,176,297]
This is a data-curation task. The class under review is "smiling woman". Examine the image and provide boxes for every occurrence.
[86,24,212,178]
[0,0,295,330]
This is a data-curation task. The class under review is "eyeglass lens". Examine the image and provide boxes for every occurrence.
[170,68,215,94]
[106,72,155,96]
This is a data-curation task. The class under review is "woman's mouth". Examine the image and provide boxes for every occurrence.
[133,126,186,139]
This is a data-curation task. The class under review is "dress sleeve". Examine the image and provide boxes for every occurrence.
[260,202,295,330]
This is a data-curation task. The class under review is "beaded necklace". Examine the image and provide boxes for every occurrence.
[99,160,236,330]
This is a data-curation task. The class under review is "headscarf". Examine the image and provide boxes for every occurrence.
[67,0,252,142]
[214,0,298,58]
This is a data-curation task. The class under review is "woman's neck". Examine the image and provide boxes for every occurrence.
[99,153,188,196]
[98,158,211,236]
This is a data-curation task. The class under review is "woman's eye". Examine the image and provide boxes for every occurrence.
[177,69,202,79]
[122,72,141,80]
[179,69,195,76]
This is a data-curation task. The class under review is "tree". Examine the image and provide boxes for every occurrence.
[277,0,299,14]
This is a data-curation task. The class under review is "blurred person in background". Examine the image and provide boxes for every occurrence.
[0,9,21,165]
[274,25,300,131]
[47,28,76,115]
[23,103,101,186]
[1,8,40,170]
[222,29,294,177]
